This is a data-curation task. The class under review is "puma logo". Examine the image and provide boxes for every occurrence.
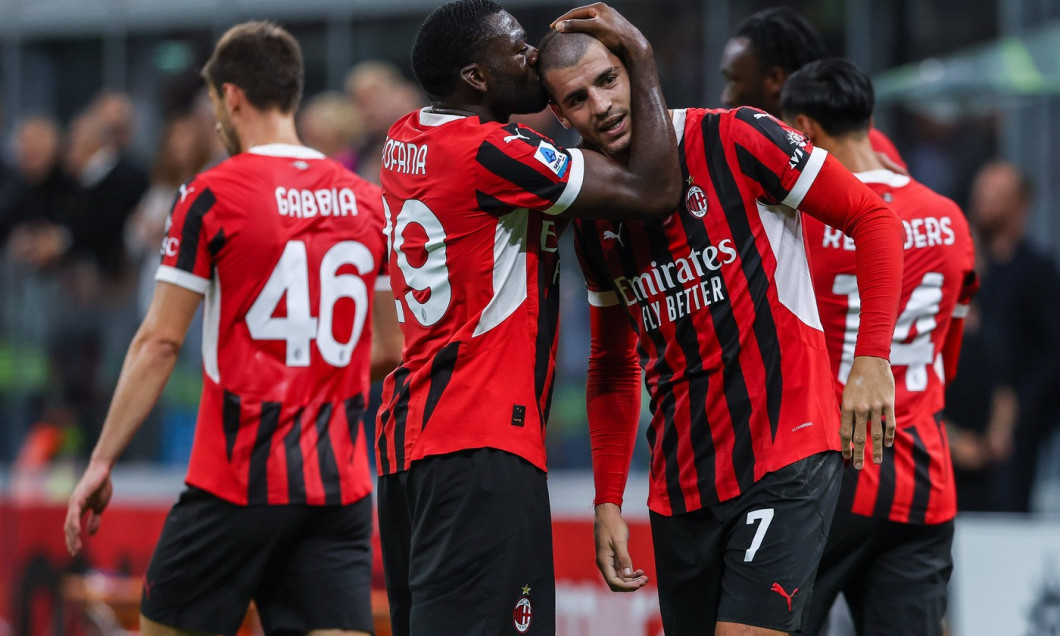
[770,582,799,611]
[179,184,196,202]
[503,129,530,143]
[602,224,624,247]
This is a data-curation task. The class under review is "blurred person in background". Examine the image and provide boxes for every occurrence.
[719,6,906,171]
[782,58,977,636]
[88,91,138,156]
[63,107,149,283]
[344,60,423,183]
[297,90,362,170]
[64,20,400,636]
[947,161,1060,512]
[3,116,79,268]
[126,115,214,316]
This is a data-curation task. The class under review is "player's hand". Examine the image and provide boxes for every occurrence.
[594,503,649,592]
[551,3,649,58]
[840,355,896,469]
[64,460,114,556]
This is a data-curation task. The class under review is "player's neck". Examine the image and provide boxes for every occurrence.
[430,101,500,123]
[236,111,302,152]
[826,137,884,175]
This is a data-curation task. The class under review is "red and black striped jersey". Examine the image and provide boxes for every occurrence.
[376,108,584,475]
[157,144,388,506]
[576,108,856,516]
[804,170,977,524]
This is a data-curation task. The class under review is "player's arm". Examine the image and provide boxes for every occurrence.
[796,155,904,469]
[552,4,682,220]
[64,282,201,555]
[370,288,403,382]
[586,300,648,592]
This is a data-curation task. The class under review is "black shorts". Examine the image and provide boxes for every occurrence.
[650,451,842,634]
[140,487,374,636]
[802,509,954,636]
[377,448,554,636]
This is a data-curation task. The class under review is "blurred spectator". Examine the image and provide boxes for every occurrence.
[947,161,1060,512]
[344,60,423,183]
[88,91,137,154]
[297,91,362,170]
[3,116,79,271]
[125,115,213,315]
[63,108,149,282]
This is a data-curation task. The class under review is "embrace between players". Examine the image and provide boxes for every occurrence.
[65,2,975,635]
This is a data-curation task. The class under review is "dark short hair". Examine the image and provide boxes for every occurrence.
[735,7,827,74]
[201,21,304,113]
[537,30,597,97]
[781,58,873,137]
[412,0,504,99]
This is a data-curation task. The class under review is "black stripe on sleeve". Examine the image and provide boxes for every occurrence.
[735,145,789,205]
[286,408,306,504]
[422,342,461,431]
[249,401,281,505]
[176,188,217,272]
[315,403,342,506]
[207,228,226,257]
[476,141,566,206]
[733,108,803,157]
[222,390,241,461]
[476,190,514,215]
[907,428,932,524]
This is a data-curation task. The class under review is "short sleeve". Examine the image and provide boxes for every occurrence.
[473,123,585,217]
[155,178,215,294]
[727,107,827,210]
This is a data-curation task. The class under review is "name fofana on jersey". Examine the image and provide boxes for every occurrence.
[275,187,360,218]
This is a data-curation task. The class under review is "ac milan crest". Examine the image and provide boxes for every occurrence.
[686,185,708,218]
[513,586,533,633]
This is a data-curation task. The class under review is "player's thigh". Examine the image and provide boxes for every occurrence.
[801,509,885,636]
[718,451,842,633]
[858,520,954,636]
[255,495,375,635]
[141,488,303,636]
[139,614,211,636]
[405,448,555,636]
[377,472,413,636]
[649,506,727,634]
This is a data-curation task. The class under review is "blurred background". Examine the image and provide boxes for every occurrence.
[1,0,1059,634]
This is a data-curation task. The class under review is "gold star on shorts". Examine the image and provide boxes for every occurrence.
[521,584,531,596]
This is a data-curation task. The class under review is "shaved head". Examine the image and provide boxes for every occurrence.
[538,30,597,98]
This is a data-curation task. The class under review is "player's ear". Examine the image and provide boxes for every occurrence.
[548,101,571,129]
[793,114,821,143]
[221,83,245,113]
[460,62,489,94]
[764,66,787,104]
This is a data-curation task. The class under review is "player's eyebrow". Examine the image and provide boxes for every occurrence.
[560,66,620,107]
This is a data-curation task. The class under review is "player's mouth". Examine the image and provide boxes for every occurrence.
[598,114,627,139]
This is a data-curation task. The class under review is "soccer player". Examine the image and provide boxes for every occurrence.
[782,59,977,635]
[720,6,906,171]
[375,2,681,635]
[538,30,903,635]
[63,22,399,636]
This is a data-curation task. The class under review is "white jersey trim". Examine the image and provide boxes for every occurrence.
[952,302,971,319]
[855,168,911,188]
[544,148,585,216]
[756,201,823,331]
[670,109,686,144]
[374,274,391,292]
[474,211,528,337]
[782,146,827,210]
[202,275,221,383]
[247,144,326,160]
[418,108,468,127]
[588,289,619,308]
[155,265,209,295]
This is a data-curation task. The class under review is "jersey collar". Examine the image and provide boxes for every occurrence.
[418,107,470,127]
[855,169,910,188]
[247,144,326,159]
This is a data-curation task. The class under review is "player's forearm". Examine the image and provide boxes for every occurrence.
[89,331,182,467]
[621,43,681,215]
[801,158,903,358]
[587,305,641,507]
